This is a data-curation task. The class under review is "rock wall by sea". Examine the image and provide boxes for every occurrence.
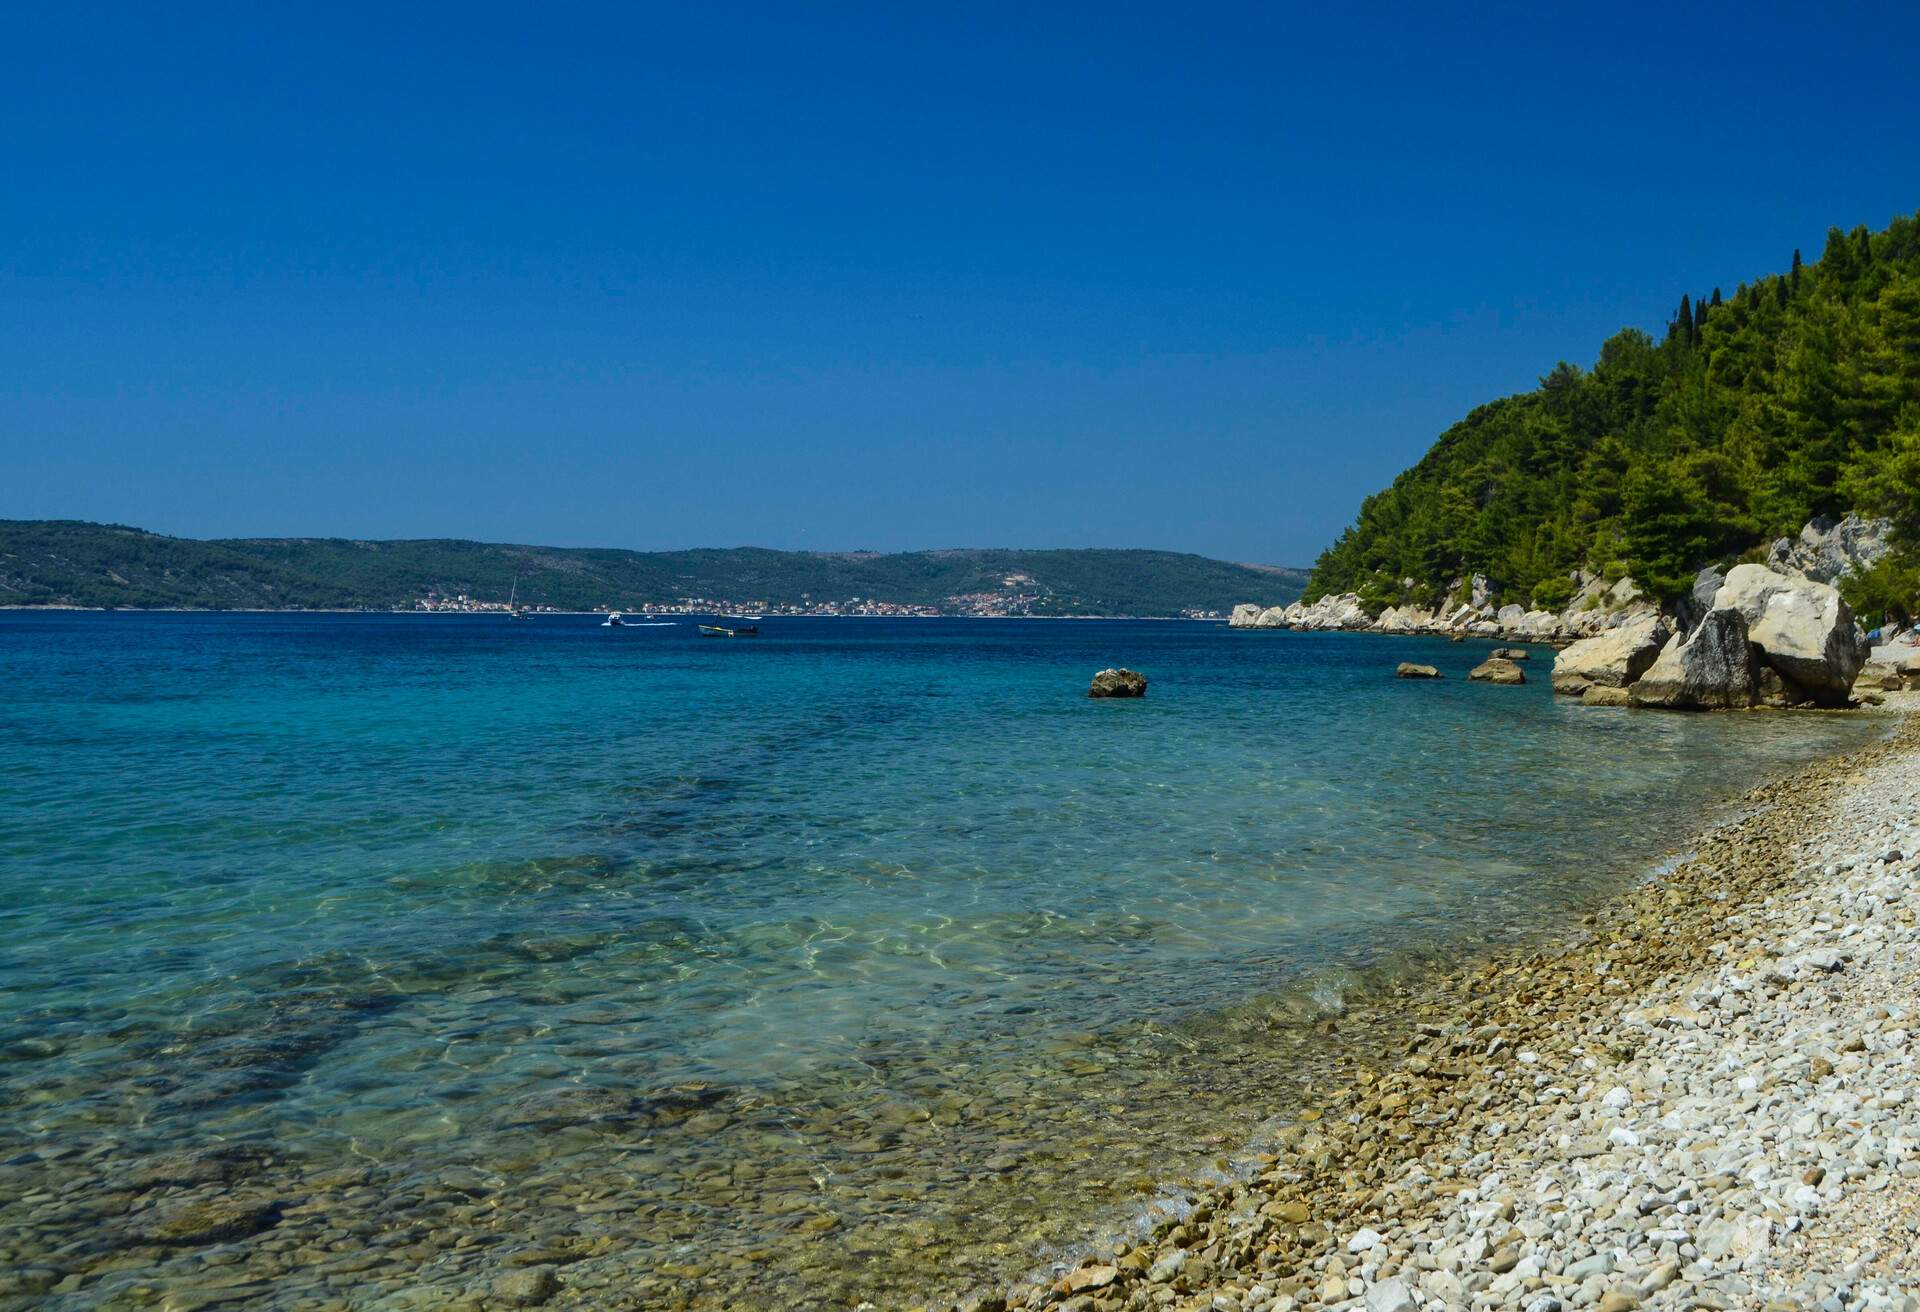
[1227,572,1656,645]
[1230,515,1902,709]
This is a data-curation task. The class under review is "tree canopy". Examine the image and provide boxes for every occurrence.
[1307,211,1920,622]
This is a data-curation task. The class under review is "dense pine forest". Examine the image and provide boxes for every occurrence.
[1308,211,1920,621]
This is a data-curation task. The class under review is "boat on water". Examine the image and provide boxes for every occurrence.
[602,612,627,627]
[507,577,532,620]
[699,624,759,638]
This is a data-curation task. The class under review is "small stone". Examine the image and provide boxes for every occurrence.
[1347,1226,1385,1254]
[1059,1265,1118,1294]
[494,1266,560,1307]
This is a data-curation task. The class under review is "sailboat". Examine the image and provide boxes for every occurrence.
[507,577,533,620]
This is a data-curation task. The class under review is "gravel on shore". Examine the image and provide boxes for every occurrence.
[943,709,1920,1312]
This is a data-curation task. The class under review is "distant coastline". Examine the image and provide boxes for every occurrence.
[0,605,1232,621]
[0,519,1306,618]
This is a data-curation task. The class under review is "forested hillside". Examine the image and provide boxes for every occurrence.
[1308,211,1920,620]
[0,520,1307,616]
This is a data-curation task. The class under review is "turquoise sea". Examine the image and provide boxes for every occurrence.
[0,613,1880,1309]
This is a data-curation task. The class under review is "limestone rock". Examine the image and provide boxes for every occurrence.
[1767,513,1892,584]
[1857,660,1904,691]
[1490,647,1531,660]
[1711,564,1867,704]
[1551,613,1672,695]
[1228,603,1265,628]
[1468,657,1526,685]
[1365,1278,1417,1312]
[1678,565,1726,628]
[1375,605,1436,633]
[1629,610,1761,710]
[1088,668,1147,698]
[1283,593,1371,630]
[1395,662,1442,679]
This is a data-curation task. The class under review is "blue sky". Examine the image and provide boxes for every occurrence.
[5,3,1917,565]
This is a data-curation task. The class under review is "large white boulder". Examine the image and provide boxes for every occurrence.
[1868,641,1920,673]
[1630,610,1761,710]
[1227,603,1265,628]
[1285,593,1369,630]
[1551,612,1673,695]
[1711,564,1868,704]
[1374,605,1435,633]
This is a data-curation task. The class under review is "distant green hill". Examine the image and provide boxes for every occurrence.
[0,521,1307,616]
[1308,209,1920,621]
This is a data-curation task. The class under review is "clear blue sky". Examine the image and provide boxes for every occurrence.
[5,3,1917,565]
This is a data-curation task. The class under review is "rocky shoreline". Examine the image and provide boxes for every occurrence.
[1230,516,1899,657]
[944,703,1920,1312]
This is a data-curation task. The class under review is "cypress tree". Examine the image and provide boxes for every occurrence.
[1694,296,1709,339]
[1791,248,1803,294]
[1710,287,1723,307]
[1671,294,1693,344]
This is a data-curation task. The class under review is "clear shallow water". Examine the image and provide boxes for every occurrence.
[0,613,1879,1308]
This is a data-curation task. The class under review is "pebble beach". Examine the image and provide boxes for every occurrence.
[963,702,1920,1312]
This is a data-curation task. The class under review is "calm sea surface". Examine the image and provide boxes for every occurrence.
[0,613,1880,1309]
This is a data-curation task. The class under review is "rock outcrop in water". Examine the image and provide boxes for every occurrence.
[1628,610,1762,710]
[1394,662,1441,679]
[1550,613,1672,696]
[1087,668,1148,698]
[1467,657,1525,685]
